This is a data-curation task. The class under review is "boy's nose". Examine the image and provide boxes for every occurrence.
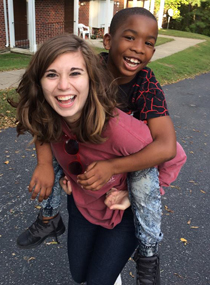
[131,40,145,54]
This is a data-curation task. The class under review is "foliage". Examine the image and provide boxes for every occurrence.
[167,0,210,36]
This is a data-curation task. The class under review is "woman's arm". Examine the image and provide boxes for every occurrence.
[29,141,54,202]
[77,116,176,190]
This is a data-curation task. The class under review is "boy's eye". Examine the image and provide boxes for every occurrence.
[124,36,135,41]
[145,41,155,47]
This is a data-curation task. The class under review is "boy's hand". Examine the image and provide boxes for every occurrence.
[29,163,54,202]
[59,176,72,195]
[104,188,130,210]
[77,161,114,191]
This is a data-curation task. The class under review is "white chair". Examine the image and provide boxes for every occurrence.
[78,23,90,39]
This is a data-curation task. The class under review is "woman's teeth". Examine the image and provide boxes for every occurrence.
[56,95,75,102]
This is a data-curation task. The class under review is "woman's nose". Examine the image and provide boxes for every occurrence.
[57,75,71,90]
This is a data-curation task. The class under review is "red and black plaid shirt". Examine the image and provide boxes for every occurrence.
[100,52,169,122]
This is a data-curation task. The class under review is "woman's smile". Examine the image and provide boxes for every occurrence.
[41,51,89,124]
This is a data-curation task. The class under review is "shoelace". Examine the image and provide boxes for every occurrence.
[136,258,158,284]
[29,218,60,243]
[52,221,59,244]
[30,218,49,234]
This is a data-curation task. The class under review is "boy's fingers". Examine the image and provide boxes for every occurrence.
[77,171,93,181]
[44,187,52,199]
[28,180,36,192]
[37,187,48,202]
[30,183,42,200]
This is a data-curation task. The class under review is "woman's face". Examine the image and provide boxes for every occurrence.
[41,50,89,124]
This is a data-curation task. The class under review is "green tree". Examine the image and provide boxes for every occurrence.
[158,0,210,36]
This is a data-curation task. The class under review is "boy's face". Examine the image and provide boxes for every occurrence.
[104,15,158,85]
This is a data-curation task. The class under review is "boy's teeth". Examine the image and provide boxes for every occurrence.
[125,57,140,64]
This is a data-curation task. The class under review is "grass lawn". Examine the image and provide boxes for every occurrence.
[0,30,210,129]
[148,30,210,85]
[0,36,173,72]
[0,53,32,71]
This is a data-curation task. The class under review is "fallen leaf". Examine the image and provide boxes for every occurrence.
[200,190,206,194]
[164,205,174,213]
[28,257,36,263]
[4,160,9,164]
[189,151,194,154]
[46,241,58,245]
[35,205,41,209]
[191,226,199,229]
[174,273,184,279]
[129,272,135,278]
[187,219,191,225]
[170,185,180,190]
[180,238,188,245]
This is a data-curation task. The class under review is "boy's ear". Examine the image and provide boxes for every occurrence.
[103,33,111,50]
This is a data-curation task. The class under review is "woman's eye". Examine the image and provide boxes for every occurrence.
[46,73,57,78]
[70,72,81,76]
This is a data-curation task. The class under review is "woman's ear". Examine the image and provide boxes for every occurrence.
[103,33,112,50]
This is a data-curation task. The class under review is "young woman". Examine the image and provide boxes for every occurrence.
[14,33,185,285]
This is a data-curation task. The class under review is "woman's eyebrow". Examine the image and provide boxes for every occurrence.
[70,67,84,71]
[45,67,84,73]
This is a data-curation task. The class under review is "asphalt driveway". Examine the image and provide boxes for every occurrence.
[0,73,210,285]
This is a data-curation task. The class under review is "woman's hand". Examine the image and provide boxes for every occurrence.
[104,188,130,210]
[77,160,114,191]
[59,176,72,195]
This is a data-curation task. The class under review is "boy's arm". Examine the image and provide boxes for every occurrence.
[77,116,176,190]
[29,141,54,202]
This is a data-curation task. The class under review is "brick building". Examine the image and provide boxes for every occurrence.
[0,0,150,53]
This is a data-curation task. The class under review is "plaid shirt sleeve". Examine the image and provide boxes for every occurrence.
[131,67,169,121]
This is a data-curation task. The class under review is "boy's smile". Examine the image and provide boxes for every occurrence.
[104,15,158,85]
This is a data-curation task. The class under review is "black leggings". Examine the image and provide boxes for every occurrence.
[67,195,138,285]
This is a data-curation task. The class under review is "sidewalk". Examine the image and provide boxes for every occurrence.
[0,36,205,90]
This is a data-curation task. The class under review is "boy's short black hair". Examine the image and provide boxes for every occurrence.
[110,7,157,35]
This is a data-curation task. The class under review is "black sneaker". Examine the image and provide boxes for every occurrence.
[134,251,160,285]
[16,212,65,249]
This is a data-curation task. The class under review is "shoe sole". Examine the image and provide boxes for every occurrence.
[16,225,66,249]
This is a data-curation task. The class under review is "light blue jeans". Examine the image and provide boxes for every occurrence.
[128,168,163,257]
[41,158,162,257]
[41,157,64,217]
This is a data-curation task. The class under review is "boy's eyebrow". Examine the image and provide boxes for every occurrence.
[123,29,157,41]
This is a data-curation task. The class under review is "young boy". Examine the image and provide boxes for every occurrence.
[17,8,186,285]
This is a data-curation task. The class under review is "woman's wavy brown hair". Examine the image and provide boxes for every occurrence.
[15,33,118,144]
